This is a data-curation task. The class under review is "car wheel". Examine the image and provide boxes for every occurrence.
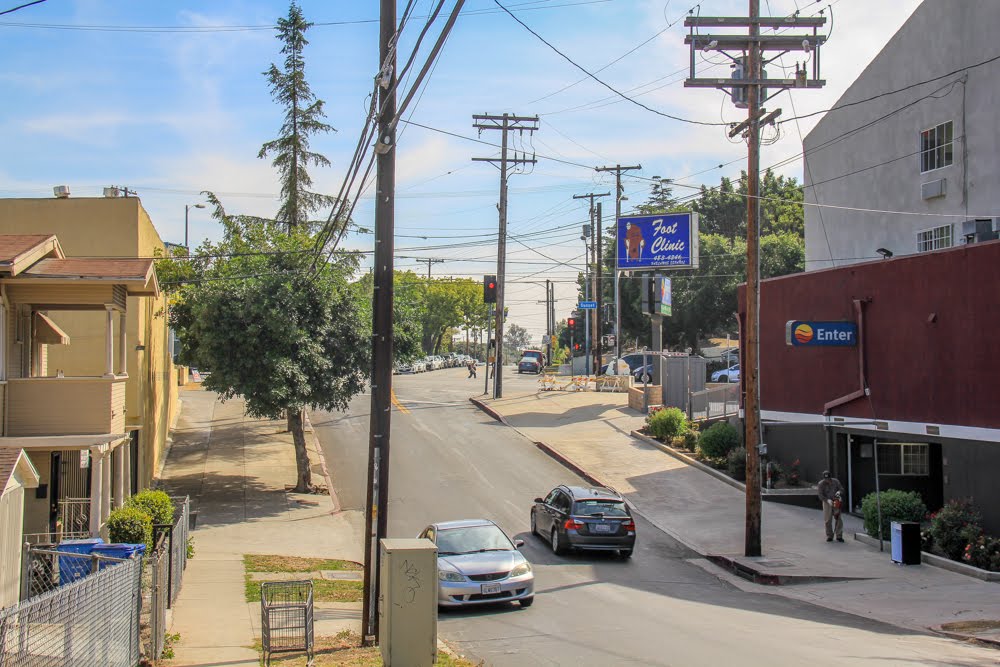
[551,528,567,555]
[619,549,633,559]
[519,597,534,608]
[718,375,728,383]
[530,510,539,537]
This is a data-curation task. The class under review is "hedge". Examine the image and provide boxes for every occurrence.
[127,489,176,526]
[698,422,741,459]
[860,489,926,540]
[107,506,154,549]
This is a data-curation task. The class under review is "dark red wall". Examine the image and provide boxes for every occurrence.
[738,240,1000,429]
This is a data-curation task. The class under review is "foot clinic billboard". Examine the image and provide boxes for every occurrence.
[616,212,699,270]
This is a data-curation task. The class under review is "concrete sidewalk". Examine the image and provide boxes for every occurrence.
[472,388,1000,639]
[157,387,363,667]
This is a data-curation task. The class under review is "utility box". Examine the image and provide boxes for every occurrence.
[379,538,438,666]
[890,521,921,565]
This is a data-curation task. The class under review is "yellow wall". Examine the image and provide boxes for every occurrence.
[0,197,178,489]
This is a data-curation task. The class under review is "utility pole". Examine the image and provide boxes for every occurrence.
[538,279,553,364]
[362,0,397,645]
[596,164,641,362]
[473,113,539,399]
[684,3,826,557]
[418,257,444,280]
[573,192,609,374]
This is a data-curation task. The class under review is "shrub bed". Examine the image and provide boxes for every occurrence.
[860,489,926,540]
[930,498,983,561]
[127,489,176,526]
[726,447,746,481]
[698,422,740,459]
[107,506,154,549]
[647,407,687,441]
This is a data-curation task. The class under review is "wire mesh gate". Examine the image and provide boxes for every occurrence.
[261,580,314,666]
[1,555,141,667]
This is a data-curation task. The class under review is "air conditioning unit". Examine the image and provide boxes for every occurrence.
[961,218,1000,244]
[103,187,121,198]
[920,178,946,200]
[52,185,71,198]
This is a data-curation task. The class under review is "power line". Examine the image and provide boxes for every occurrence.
[0,0,46,17]
[493,0,728,127]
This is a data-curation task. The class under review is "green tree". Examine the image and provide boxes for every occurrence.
[259,2,336,233]
[504,323,531,359]
[694,170,804,241]
[634,178,680,215]
[165,207,369,493]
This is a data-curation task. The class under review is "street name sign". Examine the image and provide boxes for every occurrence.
[578,301,597,309]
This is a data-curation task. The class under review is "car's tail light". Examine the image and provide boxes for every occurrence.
[564,519,584,531]
[622,519,636,531]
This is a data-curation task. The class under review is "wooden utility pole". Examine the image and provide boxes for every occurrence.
[595,164,641,362]
[362,0,396,644]
[418,257,445,280]
[473,113,538,399]
[573,192,609,373]
[684,4,826,557]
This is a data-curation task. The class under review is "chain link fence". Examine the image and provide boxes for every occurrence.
[689,383,740,422]
[141,534,170,661]
[1,554,141,667]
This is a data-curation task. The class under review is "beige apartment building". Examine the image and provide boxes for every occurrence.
[0,195,179,506]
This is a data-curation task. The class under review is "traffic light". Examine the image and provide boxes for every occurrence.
[483,275,497,303]
[567,317,575,329]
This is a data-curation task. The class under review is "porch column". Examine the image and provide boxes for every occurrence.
[118,311,127,375]
[101,450,112,532]
[113,444,125,508]
[89,449,103,537]
[105,307,115,377]
[122,437,132,498]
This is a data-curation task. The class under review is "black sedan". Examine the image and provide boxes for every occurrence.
[530,484,635,558]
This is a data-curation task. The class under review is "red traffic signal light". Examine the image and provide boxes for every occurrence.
[567,317,575,327]
[483,275,497,303]
[573,343,581,351]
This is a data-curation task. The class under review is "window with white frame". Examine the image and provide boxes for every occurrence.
[920,121,953,173]
[917,224,953,252]
[876,443,929,476]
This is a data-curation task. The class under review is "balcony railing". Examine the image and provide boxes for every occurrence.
[4,376,127,437]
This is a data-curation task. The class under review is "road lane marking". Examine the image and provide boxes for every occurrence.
[390,389,410,414]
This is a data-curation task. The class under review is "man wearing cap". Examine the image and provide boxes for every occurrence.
[817,470,845,542]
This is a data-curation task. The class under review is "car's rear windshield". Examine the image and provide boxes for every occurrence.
[572,499,629,517]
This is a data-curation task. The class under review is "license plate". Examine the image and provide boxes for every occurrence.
[592,523,612,533]
[481,583,502,594]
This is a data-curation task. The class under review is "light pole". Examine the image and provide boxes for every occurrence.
[184,203,206,251]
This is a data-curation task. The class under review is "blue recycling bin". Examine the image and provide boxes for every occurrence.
[56,538,104,585]
[91,543,147,570]
[890,521,921,565]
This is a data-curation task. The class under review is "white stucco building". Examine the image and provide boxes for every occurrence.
[804,0,1000,269]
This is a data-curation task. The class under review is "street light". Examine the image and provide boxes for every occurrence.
[185,203,206,250]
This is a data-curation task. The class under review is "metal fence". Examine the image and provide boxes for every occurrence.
[1,554,141,667]
[689,383,740,422]
[167,496,190,607]
[141,535,170,661]
[261,581,314,666]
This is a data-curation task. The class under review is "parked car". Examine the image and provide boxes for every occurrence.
[633,363,654,383]
[412,359,427,373]
[520,349,545,368]
[531,485,635,558]
[600,353,647,376]
[418,519,534,608]
[720,348,739,365]
[711,363,740,383]
[517,355,542,374]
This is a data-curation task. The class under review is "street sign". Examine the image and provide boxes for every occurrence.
[578,301,597,309]
[616,212,700,270]
[660,277,672,317]
[785,321,857,346]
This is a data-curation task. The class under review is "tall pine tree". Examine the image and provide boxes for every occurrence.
[259,2,336,232]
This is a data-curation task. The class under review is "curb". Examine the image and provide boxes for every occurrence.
[468,397,509,425]
[931,626,1000,649]
[533,441,607,489]
[704,554,868,587]
[853,532,1000,582]
[305,410,341,512]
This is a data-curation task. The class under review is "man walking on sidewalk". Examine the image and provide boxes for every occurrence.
[818,470,844,542]
[467,358,477,379]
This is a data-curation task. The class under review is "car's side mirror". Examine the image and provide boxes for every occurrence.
[514,539,525,548]
[533,497,543,503]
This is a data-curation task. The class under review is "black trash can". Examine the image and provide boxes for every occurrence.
[890,521,921,565]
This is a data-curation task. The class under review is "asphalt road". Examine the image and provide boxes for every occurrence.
[314,366,997,667]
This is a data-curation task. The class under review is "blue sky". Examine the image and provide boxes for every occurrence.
[0,0,920,339]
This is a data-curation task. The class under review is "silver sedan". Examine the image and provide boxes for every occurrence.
[418,519,534,608]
